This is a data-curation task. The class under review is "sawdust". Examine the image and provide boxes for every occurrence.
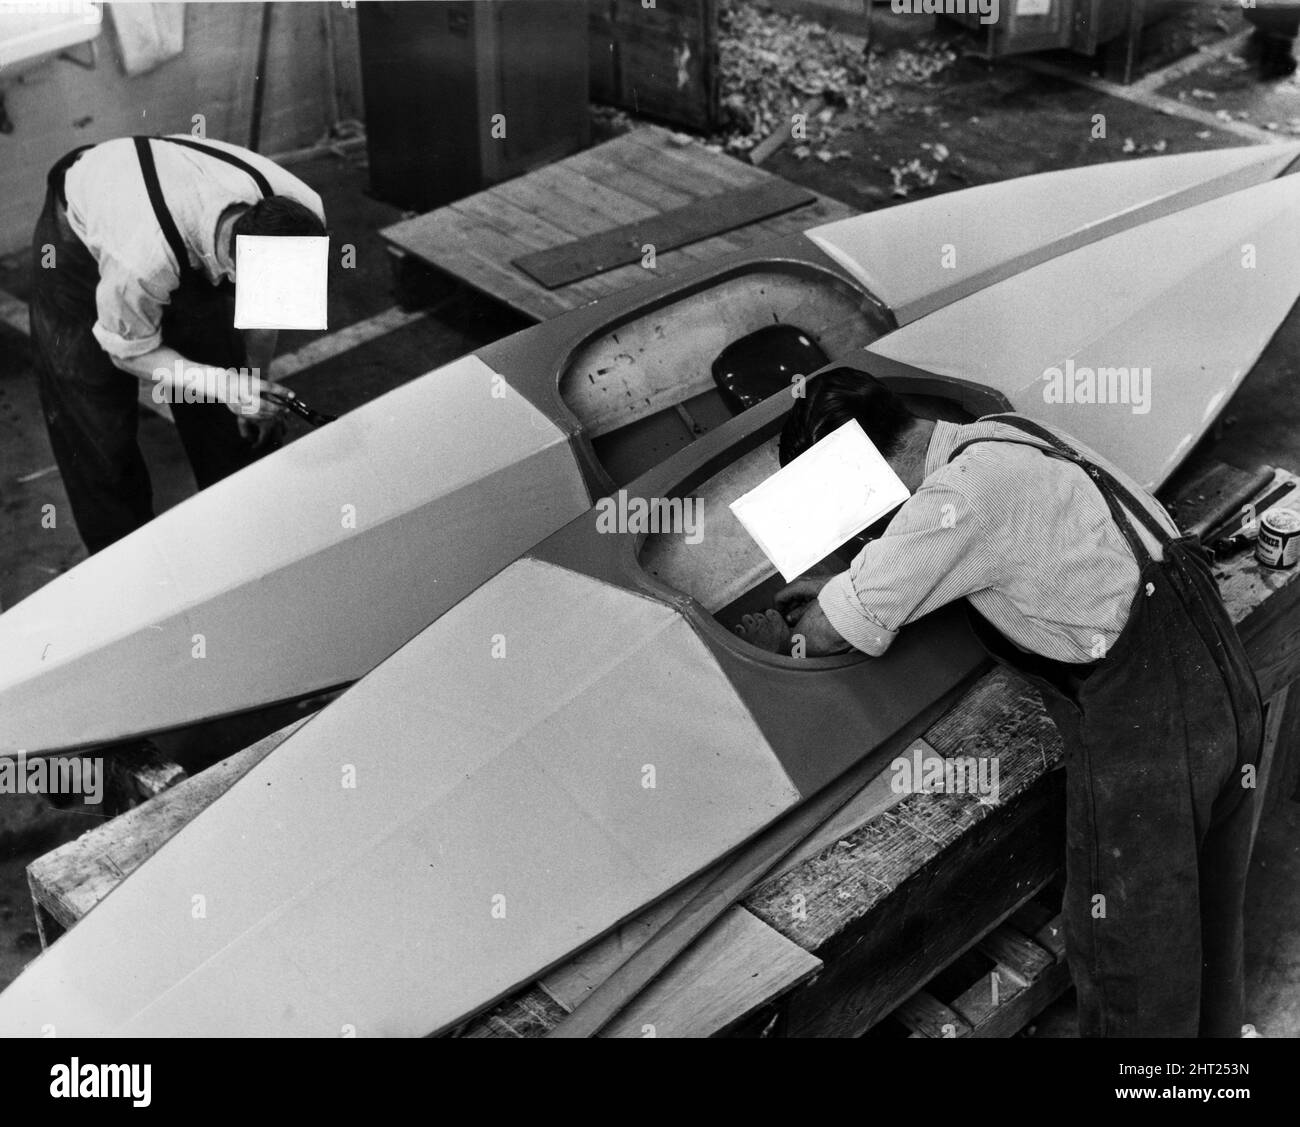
[708,0,958,160]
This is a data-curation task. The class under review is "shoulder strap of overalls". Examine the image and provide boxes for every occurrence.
[133,136,275,278]
[950,413,1175,565]
[152,136,274,198]
[133,136,191,276]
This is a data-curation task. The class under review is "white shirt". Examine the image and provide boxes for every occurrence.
[63,135,325,360]
[817,419,1181,663]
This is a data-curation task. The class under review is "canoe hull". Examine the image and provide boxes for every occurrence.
[2,144,1296,756]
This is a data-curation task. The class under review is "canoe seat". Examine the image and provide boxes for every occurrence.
[712,325,830,415]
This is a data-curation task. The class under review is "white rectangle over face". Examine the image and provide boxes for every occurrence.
[234,235,330,330]
[729,420,910,581]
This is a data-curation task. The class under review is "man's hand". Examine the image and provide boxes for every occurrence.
[230,374,292,450]
[237,413,286,450]
[774,566,838,625]
[788,598,853,656]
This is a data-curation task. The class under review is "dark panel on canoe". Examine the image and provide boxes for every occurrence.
[513,180,817,288]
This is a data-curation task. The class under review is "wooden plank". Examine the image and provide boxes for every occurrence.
[951,961,1031,1026]
[439,203,617,306]
[952,957,1072,1039]
[462,987,567,1039]
[1007,897,1055,934]
[754,711,1067,1034]
[0,288,28,336]
[26,718,308,942]
[781,739,946,871]
[382,214,573,320]
[897,991,971,1038]
[559,144,747,266]
[1033,914,1068,963]
[535,751,939,1027]
[751,95,825,167]
[514,179,817,288]
[451,190,579,249]
[750,669,1063,952]
[564,145,699,210]
[482,750,930,1039]
[620,127,767,189]
[503,160,664,228]
[975,925,1054,985]
[1129,28,1251,94]
[598,909,822,1038]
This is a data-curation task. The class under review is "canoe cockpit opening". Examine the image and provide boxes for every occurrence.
[559,267,892,487]
[638,391,980,653]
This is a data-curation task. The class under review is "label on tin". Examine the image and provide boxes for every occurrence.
[1257,508,1300,569]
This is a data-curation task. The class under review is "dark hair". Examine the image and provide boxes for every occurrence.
[228,195,326,258]
[778,367,915,466]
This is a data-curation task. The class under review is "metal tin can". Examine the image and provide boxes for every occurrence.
[1256,507,1300,569]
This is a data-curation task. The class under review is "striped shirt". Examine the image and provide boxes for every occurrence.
[816,418,1181,663]
[63,136,325,361]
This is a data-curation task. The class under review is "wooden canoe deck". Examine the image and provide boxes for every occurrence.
[24,461,1300,1038]
[377,125,858,322]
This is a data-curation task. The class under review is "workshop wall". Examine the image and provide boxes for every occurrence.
[0,2,363,255]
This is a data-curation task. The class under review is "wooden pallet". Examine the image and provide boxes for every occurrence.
[888,890,1070,1038]
[23,463,1300,1035]
[378,124,858,321]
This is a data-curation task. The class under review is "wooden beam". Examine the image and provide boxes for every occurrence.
[26,718,308,945]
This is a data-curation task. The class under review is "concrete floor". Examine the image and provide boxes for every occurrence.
[0,1,1297,1035]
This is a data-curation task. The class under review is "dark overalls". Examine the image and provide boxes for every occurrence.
[31,136,275,554]
[951,415,1263,1038]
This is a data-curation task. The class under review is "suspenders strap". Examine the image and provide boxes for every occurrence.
[152,135,274,198]
[133,136,190,276]
[133,135,274,277]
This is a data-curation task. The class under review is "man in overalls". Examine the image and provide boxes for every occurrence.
[30,134,328,554]
[736,368,1262,1037]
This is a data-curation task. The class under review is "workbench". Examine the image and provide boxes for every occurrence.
[25,461,1300,1037]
